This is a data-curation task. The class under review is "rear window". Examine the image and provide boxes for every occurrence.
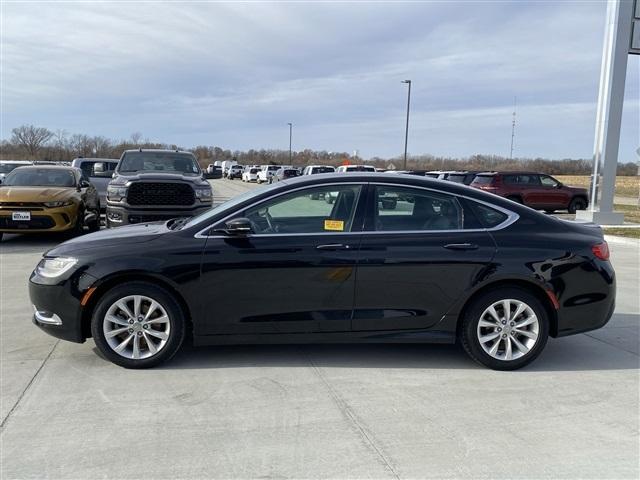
[447,174,467,183]
[472,175,495,185]
[311,167,335,174]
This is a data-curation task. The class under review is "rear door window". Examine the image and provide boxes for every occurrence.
[370,186,463,231]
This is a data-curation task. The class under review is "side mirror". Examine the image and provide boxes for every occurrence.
[556,182,563,188]
[223,218,252,235]
[78,180,91,190]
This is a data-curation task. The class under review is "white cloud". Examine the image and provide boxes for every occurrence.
[1,1,637,160]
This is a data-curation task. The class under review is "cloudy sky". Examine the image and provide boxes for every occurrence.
[1,1,638,160]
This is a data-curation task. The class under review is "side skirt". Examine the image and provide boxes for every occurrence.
[193,329,456,347]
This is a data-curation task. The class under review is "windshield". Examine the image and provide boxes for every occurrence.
[3,168,76,187]
[0,163,26,174]
[118,152,200,175]
[182,182,281,230]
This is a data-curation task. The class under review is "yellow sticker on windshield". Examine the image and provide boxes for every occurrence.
[324,220,344,231]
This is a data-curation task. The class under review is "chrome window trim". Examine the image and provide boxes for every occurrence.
[194,181,519,239]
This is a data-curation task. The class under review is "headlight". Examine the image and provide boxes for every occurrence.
[36,257,78,278]
[43,201,73,208]
[107,185,128,201]
[195,187,212,201]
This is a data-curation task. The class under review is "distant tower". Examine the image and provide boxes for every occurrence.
[509,97,517,160]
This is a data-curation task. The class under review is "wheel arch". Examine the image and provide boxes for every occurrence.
[455,279,559,339]
[80,272,194,340]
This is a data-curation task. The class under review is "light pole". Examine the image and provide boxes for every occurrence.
[287,123,293,164]
[401,80,411,170]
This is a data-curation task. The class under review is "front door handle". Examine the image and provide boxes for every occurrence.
[443,243,479,251]
[316,244,351,251]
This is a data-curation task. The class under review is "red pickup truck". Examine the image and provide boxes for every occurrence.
[470,171,589,213]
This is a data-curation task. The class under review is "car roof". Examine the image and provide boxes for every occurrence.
[0,160,32,164]
[476,171,542,176]
[122,149,194,155]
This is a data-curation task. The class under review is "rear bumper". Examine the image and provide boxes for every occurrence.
[554,260,616,337]
[105,204,211,227]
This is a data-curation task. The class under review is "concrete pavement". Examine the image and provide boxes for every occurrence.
[1,179,638,479]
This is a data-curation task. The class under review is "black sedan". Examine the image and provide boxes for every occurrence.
[29,173,615,370]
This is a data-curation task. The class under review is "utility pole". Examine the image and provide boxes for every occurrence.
[287,123,292,164]
[509,97,517,160]
[577,0,636,225]
[401,80,411,170]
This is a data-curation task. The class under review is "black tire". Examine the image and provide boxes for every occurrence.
[459,287,549,371]
[506,196,523,204]
[0,232,3,242]
[568,197,587,214]
[88,206,100,232]
[544,209,555,214]
[91,282,186,369]
[73,206,85,236]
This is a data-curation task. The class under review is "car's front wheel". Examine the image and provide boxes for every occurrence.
[460,288,549,370]
[91,282,186,368]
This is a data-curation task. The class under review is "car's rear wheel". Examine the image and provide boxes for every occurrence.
[460,288,549,370]
[568,197,587,214]
[91,282,186,368]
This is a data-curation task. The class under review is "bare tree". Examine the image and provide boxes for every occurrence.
[11,125,54,159]
[130,132,143,145]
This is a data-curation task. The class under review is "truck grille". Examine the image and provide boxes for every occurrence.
[127,183,194,206]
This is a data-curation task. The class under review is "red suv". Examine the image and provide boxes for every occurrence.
[470,172,589,213]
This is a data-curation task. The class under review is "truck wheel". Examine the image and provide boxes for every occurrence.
[568,197,587,214]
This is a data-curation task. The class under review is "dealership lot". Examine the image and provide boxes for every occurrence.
[1,179,638,479]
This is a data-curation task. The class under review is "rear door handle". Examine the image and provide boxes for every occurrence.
[316,244,351,251]
[443,243,479,251]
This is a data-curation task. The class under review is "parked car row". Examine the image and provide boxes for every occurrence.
[0,150,213,239]
[0,153,590,241]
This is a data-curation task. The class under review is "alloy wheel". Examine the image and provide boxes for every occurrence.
[476,299,539,361]
[103,295,171,360]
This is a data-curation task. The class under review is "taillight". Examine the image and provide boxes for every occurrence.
[592,242,610,261]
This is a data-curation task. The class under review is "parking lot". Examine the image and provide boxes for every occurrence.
[1,179,638,479]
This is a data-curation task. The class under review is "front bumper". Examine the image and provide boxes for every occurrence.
[0,205,79,233]
[29,269,97,343]
[105,204,211,228]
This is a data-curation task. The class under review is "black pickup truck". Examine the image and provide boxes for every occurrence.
[106,149,213,227]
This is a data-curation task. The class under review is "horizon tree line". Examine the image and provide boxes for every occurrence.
[1,124,638,176]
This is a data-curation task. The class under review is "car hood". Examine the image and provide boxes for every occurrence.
[47,222,169,256]
[0,186,77,202]
[111,172,208,186]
